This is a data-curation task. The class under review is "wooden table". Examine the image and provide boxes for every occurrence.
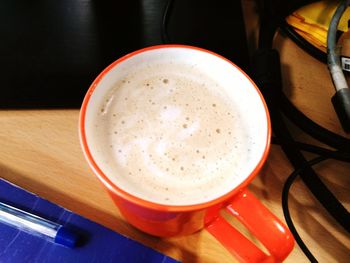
[1,4,349,263]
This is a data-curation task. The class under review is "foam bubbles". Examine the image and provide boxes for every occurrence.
[92,62,254,205]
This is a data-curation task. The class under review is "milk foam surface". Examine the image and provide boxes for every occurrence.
[90,63,257,205]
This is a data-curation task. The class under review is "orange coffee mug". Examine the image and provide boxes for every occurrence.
[79,45,294,262]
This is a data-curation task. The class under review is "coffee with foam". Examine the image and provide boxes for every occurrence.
[85,49,268,206]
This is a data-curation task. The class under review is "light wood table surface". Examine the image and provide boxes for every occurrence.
[1,4,350,263]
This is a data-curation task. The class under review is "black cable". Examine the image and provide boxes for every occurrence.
[280,20,344,64]
[278,1,350,133]
[160,1,350,260]
[161,0,175,44]
[271,136,350,161]
[160,0,350,153]
[282,156,327,263]
[253,8,350,260]
[268,94,350,234]
[327,0,350,70]
[327,0,350,132]
[280,22,327,63]
[279,93,350,152]
[257,0,282,49]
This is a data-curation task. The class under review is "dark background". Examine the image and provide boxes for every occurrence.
[0,0,250,108]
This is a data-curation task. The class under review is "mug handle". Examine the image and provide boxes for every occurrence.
[206,188,294,263]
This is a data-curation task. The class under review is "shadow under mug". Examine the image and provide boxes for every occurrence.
[79,45,295,262]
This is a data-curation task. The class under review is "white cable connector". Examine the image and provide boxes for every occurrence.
[329,64,349,91]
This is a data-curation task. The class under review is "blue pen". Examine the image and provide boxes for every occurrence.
[0,201,78,248]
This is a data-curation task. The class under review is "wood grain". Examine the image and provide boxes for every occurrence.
[1,1,349,262]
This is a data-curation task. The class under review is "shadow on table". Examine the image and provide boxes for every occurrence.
[249,159,350,261]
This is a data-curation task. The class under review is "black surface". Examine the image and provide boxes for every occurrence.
[0,0,249,108]
[332,88,350,132]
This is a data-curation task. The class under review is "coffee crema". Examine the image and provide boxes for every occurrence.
[89,63,257,205]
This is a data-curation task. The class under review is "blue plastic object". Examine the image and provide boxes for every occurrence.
[0,201,79,248]
[55,226,79,248]
[0,178,180,263]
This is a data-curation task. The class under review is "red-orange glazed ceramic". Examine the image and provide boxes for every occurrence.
[79,45,294,262]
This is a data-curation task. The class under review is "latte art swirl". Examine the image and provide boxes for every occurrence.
[89,63,258,205]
